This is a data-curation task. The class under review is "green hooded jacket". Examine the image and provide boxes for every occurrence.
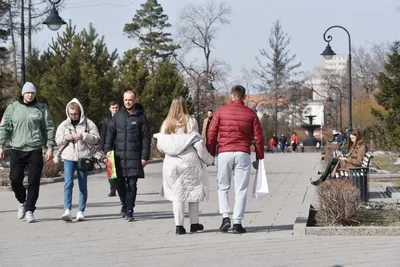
[0,97,56,151]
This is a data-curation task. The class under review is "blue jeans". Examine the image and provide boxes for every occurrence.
[64,160,88,212]
[280,144,286,152]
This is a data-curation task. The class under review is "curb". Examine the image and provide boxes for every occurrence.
[305,226,400,236]
[293,184,315,236]
[370,173,400,182]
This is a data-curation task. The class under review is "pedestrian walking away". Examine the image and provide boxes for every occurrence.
[100,101,120,197]
[154,97,214,235]
[104,90,151,222]
[206,85,264,234]
[0,82,56,223]
[55,98,100,222]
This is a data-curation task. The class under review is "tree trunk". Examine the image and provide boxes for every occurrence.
[28,0,32,58]
[7,0,19,99]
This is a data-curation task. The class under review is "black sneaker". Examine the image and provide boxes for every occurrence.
[126,210,134,222]
[108,190,116,197]
[176,226,186,235]
[219,217,231,232]
[233,224,247,234]
[120,206,127,218]
[190,223,204,233]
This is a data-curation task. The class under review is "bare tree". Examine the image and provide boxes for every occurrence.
[239,67,258,94]
[253,20,302,136]
[174,0,232,124]
[5,0,65,98]
[352,42,388,94]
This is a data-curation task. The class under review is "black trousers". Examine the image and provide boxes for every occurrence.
[292,143,297,152]
[117,176,138,212]
[320,157,339,182]
[109,178,117,191]
[9,149,43,212]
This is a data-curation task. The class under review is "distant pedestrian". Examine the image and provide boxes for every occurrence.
[291,133,298,152]
[316,141,321,152]
[207,85,264,234]
[104,90,151,222]
[155,97,214,235]
[279,134,287,153]
[271,134,278,152]
[100,101,120,197]
[0,82,56,223]
[55,98,100,222]
[201,109,213,141]
[268,137,276,153]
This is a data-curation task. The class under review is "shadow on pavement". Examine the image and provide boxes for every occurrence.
[246,224,293,233]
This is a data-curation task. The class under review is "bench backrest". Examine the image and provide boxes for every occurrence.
[362,153,373,168]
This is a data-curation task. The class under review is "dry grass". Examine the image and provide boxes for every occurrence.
[359,210,400,226]
[371,155,400,173]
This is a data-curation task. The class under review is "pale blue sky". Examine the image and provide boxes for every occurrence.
[34,0,400,86]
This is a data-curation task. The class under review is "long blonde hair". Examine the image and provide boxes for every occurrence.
[162,97,190,134]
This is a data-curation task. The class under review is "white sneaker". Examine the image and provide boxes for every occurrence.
[25,211,35,223]
[76,211,85,221]
[17,203,26,219]
[61,209,72,221]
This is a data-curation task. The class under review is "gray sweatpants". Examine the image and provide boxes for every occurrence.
[217,152,251,224]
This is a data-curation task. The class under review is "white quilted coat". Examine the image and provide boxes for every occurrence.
[154,131,214,203]
[55,98,100,162]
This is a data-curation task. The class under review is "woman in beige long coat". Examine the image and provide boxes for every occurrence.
[311,129,366,186]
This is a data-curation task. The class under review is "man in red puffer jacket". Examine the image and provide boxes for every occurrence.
[206,85,264,234]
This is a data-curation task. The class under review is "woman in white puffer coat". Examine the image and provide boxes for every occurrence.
[154,97,214,235]
[55,98,100,222]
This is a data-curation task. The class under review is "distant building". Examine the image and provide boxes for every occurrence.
[302,54,348,131]
[309,54,347,101]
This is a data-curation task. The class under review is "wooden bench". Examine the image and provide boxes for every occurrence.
[334,152,373,202]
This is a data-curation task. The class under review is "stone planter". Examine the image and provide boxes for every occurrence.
[295,204,400,236]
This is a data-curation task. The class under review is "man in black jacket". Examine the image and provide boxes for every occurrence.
[100,101,119,197]
[104,90,151,222]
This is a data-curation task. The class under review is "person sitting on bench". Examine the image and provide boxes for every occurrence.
[311,129,366,186]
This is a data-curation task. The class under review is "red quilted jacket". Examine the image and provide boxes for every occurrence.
[206,100,264,159]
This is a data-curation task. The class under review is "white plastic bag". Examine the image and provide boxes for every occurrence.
[252,159,269,199]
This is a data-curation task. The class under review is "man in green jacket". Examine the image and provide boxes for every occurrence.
[0,82,55,223]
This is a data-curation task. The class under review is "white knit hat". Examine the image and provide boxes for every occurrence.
[21,82,37,95]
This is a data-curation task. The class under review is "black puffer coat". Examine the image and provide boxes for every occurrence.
[104,104,150,178]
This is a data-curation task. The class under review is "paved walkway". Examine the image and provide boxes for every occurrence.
[1,153,400,267]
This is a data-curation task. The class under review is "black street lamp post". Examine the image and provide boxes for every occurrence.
[20,0,65,86]
[321,25,353,132]
[196,71,215,125]
[326,86,344,130]
[42,0,66,31]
